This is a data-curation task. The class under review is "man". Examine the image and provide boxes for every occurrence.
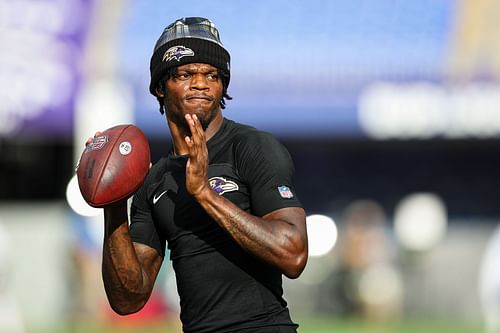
[101,17,308,333]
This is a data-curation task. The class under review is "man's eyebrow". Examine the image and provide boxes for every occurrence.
[179,70,219,77]
[179,66,219,73]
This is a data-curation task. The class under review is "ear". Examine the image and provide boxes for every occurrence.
[155,86,165,98]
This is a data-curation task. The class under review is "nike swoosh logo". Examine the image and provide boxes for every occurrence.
[153,190,167,205]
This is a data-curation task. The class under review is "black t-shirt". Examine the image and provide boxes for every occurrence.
[130,118,302,333]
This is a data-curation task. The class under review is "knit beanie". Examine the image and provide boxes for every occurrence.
[149,17,231,96]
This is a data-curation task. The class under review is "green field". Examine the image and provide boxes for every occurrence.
[297,317,483,333]
[31,317,483,333]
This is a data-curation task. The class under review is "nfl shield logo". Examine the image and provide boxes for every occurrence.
[85,135,109,152]
[278,185,294,199]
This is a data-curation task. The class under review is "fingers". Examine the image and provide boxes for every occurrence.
[183,114,209,197]
[184,113,209,166]
[184,114,204,147]
[184,114,206,165]
[85,131,103,146]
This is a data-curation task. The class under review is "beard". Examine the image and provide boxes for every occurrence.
[166,102,217,135]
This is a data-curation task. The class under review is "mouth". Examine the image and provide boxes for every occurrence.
[185,94,213,102]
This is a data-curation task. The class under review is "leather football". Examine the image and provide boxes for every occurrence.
[77,124,150,207]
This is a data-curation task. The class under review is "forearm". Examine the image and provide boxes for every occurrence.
[101,202,151,314]
[195,189,307,278]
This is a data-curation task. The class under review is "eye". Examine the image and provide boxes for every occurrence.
[207,73,219,81]
[176,72,191,80]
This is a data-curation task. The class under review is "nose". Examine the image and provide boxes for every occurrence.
[190,73,209,90]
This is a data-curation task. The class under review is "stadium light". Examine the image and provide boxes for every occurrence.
[65,174,102,217]
[394,192,447,251]
[306,214,338,257]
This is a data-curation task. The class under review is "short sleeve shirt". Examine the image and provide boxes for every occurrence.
[130,118,302,333]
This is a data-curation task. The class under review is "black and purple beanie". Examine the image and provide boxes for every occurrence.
[149,17,231,96]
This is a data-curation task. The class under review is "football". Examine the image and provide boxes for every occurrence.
[77,124,150,207]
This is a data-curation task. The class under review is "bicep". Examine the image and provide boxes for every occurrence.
[263,206,307,233]
[262,206,308,277]
[133,242,163,286]
[130,186,164,286]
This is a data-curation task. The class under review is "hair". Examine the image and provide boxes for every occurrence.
[155,66,232,115]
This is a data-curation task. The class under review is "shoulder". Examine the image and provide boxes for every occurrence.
[146,157,169,182]
[136,156,169,195]
[225,119,284,152]
[132,156,169,207]
[223,119,294,172]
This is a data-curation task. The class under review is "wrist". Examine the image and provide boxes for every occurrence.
[104,200,128,225]
[193,185,216,203]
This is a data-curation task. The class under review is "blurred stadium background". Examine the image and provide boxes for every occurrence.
[1,0,500,332]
